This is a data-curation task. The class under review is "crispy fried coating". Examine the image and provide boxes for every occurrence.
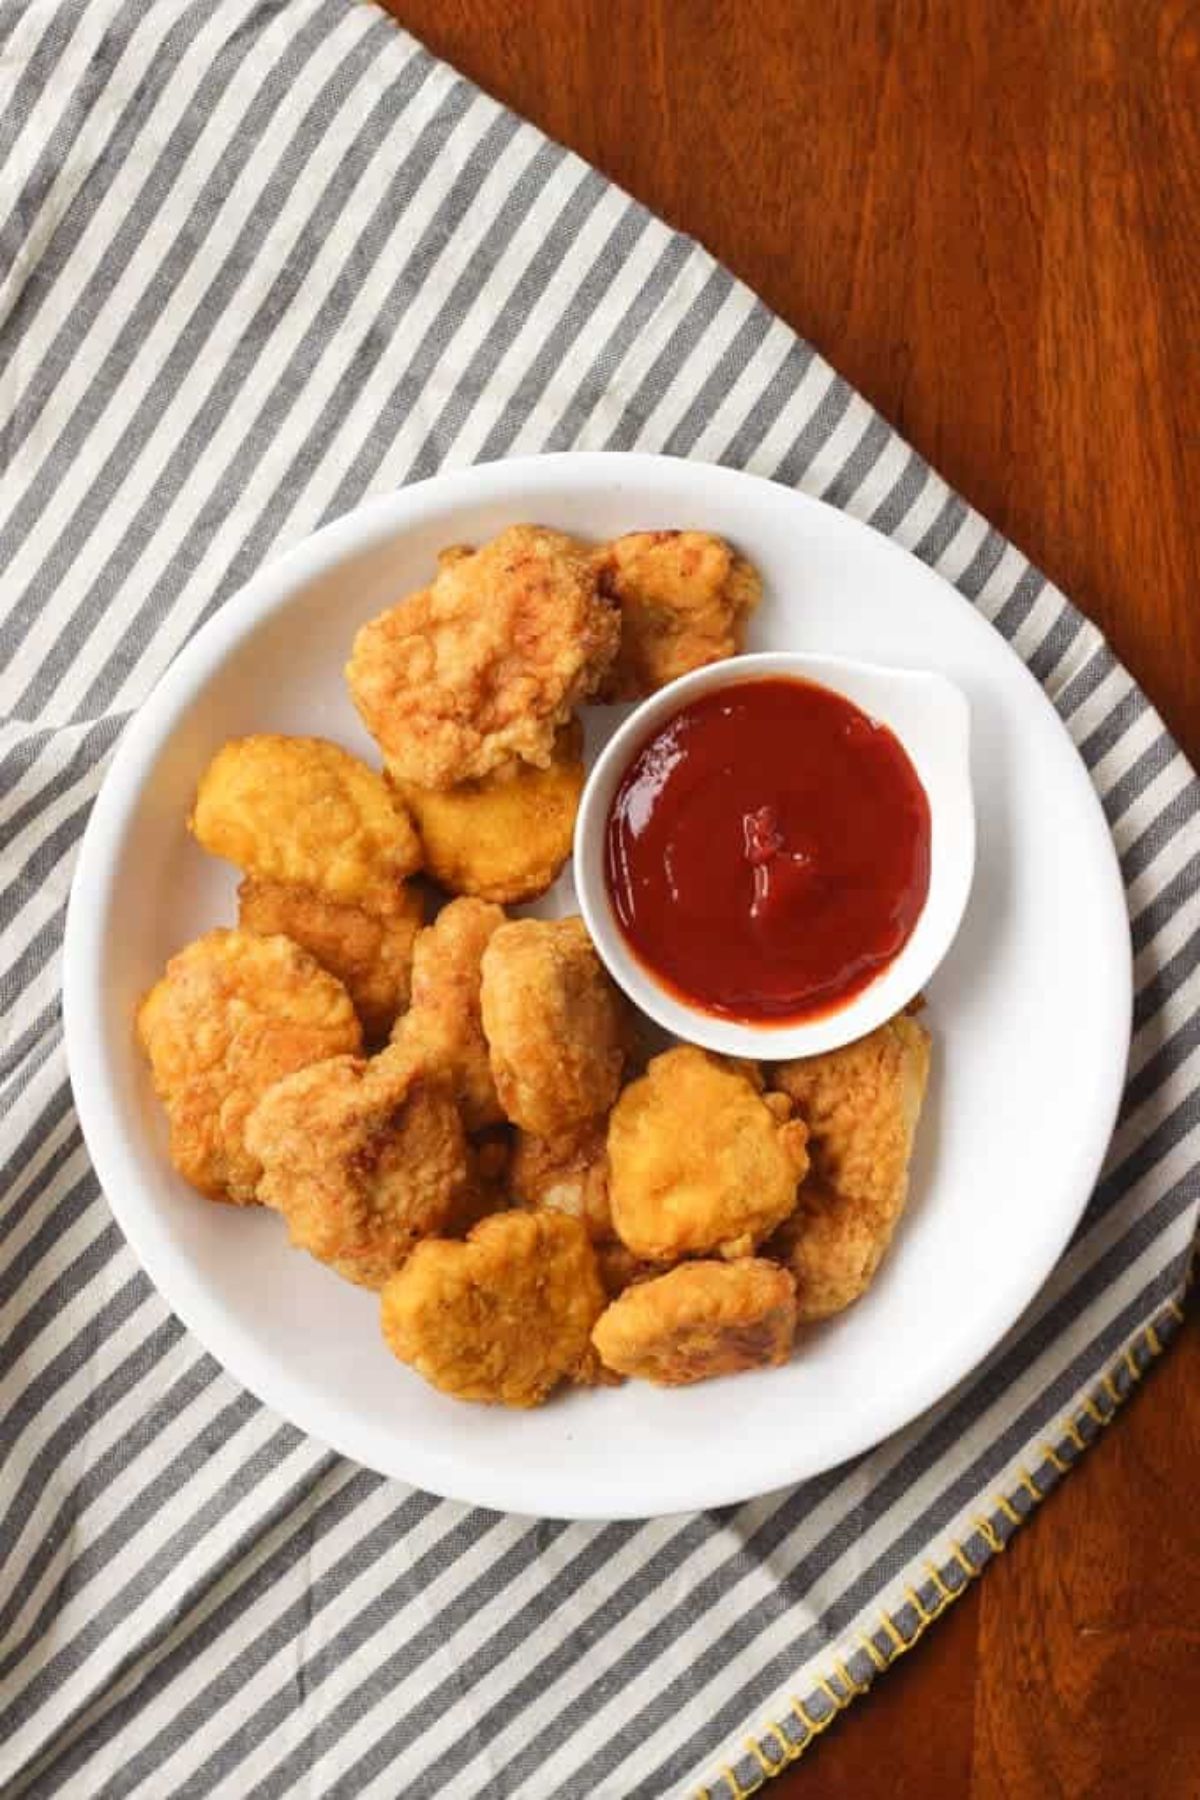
[238,877,423,1042]
[593,530,762,699]
[389,720,584,903]
[480,916,631,1136]
[592,1259,796,1385]
[608,1047,810,1261]
[511,1117,612,1241]
[392,897,506,1132]
[191,734,421,908]
[246,1048,470,1289]
[765,1015,931,1318]
[346,526,619,788]
[380,1210,606,1406]
[136,930,362,1205]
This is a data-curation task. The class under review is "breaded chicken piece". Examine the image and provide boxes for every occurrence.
[608,1046,809,1261]
[511,1117,612,1241]
[592,1259,796,1385]
[192,734,423,1038]
[380,1211,606,1406]
[191,734,421,908]
[593,530,762,699]
[238,877,423,1043]
[389,719,584,903]
[765,1014,932,1319]
[246,1048,470,1289]
[346,526,619,788]
[136,930,362,1205]
[392,898,506,1132]
[480,916,631,1136]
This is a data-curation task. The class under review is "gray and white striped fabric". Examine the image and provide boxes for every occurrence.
[1,3,1196,1795]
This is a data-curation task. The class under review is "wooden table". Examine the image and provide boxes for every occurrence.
[383,4,1200,1792]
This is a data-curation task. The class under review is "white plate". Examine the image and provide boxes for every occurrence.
[63,453,1132,1519]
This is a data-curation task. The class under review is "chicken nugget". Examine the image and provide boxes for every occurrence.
[392,897,506,1131]
[592,1259,796,1385]
[346,526,619,788]
[765,1015,931,1318]
[593,530,762,699]
[389,720,584,903]
[238,877,423,1043]
[191,734,421,909]
[380,1211,606,1406]
[608,1046,809,1261]
[246,1048,470,1289]
[480,916,632,1136]
[136,930,362,1204]
[511,1117,612,1241]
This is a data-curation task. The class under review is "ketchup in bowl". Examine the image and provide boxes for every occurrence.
[603,676,931,1024]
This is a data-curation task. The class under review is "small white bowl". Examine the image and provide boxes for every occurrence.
[575,651,975,1059]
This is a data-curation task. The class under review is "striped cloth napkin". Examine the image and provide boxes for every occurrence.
[2,3,1196,1795]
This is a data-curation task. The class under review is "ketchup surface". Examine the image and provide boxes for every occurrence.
[604,677,931,1023]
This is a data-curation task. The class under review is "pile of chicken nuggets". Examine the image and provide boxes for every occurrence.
[137,524,932,1408]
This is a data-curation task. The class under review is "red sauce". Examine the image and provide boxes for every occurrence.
[604,676,931,1023]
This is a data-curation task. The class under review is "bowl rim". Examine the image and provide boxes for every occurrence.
[573,648,976,1059]
[62,450,1133,1518]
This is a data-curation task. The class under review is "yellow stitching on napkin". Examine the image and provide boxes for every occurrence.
[1123,1347,1143,1382]
[794,1695,836,1738]
[816,1676,847,1713]
[720,1763,747,1798]
[949,1540,977,1578]
[746,1739,774,1779]
[1063,1417,1088,1452]
[764,1723,795,1764]
[698,1301,1186,1799]
[1016,1467,1041,1503]
[1041,1444,1071,1476]
[924,1562,954,1605]
[1101,1372,1123,1406]
[905,1584,937,1623]
[834,1654,866,1694]
[973,1516,1003,1554]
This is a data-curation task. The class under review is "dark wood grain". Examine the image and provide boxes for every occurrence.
[380,4,1199,1792]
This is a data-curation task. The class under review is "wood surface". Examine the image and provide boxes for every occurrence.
[382,4,1200,1793]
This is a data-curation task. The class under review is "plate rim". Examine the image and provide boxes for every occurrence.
[62,451,1133,1518]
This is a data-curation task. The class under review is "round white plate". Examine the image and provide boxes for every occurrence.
[63,453,1131,1519]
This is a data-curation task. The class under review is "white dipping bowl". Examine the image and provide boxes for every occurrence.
[575,652,975,1059]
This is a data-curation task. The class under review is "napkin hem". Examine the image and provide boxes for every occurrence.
[695,1282,1191,1800]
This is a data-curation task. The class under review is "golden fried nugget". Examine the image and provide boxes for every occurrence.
[480,916,631,1136]
[346,526,619,788]
[511,1117,612,1241]
[246,1049,470,1289]
[238,877,423,1043]
[392,898,506,1131]
[389,720,584,903]
[765,1015,931,1319]
[592,1259,796,1385]
[380,1211,606,1406]
[136,930,362,1205]
[191,734,421,909]
[608,1046,809,1261]
[593,530,762,699]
